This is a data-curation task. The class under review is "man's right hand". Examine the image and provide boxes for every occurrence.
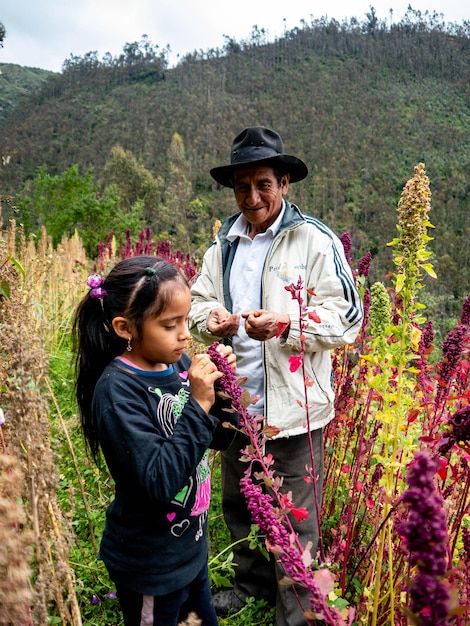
[206,308,240,338]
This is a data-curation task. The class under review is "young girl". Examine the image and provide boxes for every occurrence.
[73,255,237,626]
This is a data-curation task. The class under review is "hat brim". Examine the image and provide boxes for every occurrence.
[210,154,308,188]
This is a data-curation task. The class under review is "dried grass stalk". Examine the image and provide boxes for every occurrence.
[0,228,82,625]
[0,453,33,626]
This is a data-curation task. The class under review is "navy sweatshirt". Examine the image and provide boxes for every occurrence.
[91,354,237,595]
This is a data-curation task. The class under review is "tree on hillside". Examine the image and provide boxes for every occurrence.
[61,35,169,85]
[163,133,214,253]
[17,165,144,257]
[163,133,193,244]
[102,145,168,232]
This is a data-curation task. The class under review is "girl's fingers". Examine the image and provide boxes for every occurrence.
[191,354,219,380]
[193,350,234,377]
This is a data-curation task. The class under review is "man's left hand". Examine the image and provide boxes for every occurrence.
[242,310,290,341]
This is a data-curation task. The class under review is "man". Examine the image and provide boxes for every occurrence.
[189,126,363,625]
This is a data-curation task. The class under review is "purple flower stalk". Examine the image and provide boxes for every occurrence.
[460,293,470,327]
[397,451,451,624]
[462,527,470,596]
[240,475,335,620]
[207,342,349,625]
[340,232,352,264]
[435,324,467,409]
[357,251,372,278]
[360,287,370,333]
[416,319,434,398]
[439,406,470,456]
[207,342,243,407]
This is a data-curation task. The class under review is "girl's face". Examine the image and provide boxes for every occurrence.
[128,285,191,371]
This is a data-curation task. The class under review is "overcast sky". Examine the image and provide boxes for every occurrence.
[1,0,468,72]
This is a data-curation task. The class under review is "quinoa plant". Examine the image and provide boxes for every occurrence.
[396,450,451,625]
[0,226,83,625]
[325,164,469,625]
[206,164,470,625]
[207,343,351,626]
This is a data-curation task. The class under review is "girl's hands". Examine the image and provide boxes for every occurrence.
[189,345,236,414]
[189,353,222,414]
[213,343,237,371]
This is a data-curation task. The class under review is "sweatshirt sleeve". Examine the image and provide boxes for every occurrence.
[96,389,219,506]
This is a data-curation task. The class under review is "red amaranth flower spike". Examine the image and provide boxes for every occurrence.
[207,342,243,406]
[435,324,467,409]
[340,232,352,264]
[357,251,372,278]
[206,342,348,625]
[396,451,451,624]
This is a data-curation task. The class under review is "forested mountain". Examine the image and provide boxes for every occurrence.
[0,63,54,124]
[0,9,469,309]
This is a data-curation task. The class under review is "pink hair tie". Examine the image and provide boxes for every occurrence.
[86,274,107,299]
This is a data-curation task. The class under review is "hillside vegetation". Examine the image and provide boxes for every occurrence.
[0,8,469,306]
[0,63,54,124]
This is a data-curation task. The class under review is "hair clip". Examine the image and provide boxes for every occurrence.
[145,267,156,276]
[86,274,107,299]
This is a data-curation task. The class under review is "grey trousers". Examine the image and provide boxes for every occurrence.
[220,429,324,626]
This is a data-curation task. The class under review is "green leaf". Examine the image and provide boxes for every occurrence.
[0,279,11,300]
[210,572,232,588]
[329,597,350,609]
[9,254,26,278]
[421,263,437,278]
[395,273,405,293]
[416,249,432,261]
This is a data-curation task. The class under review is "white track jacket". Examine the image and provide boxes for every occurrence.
[190,201,363,438]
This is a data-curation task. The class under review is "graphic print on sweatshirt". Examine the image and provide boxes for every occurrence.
[153,383,211,540]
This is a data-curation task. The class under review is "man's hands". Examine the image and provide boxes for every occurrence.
[206,308,241,338]
[242,310,290,341]
[206,307,290,341]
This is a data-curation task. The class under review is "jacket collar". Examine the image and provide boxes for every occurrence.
[217,200,304,243]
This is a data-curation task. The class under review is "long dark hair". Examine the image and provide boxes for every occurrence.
[73,256,188,461]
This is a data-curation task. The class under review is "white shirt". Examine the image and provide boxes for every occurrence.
[227,203,286,414]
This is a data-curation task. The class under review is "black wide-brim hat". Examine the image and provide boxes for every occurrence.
[210,126,308,188]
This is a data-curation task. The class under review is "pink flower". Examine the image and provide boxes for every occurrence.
[308,309,321,323]
[289,355,303,373]
[291,507,309,522]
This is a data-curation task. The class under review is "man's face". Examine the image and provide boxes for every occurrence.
[232,165,289,236]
